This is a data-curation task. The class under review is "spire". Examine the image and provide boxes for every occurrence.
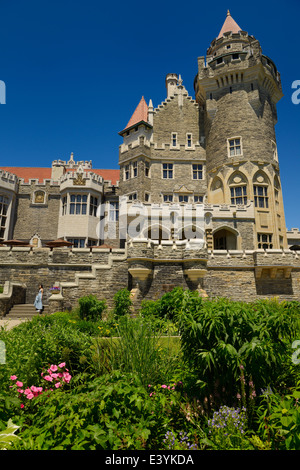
[124,96,148,130]
[217,10,242,39]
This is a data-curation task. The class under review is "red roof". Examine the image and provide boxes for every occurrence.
[217,10,242,39]
[0,166,120,185]
[88,169,120,185]
[124,96,148,130]
[0,167,52,183]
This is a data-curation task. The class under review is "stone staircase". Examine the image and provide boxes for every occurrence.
[5,304,49,319]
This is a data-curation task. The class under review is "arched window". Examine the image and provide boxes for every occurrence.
[228,172,248,205]
[253,172,269,209]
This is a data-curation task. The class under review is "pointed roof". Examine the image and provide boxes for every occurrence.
[217,10,242,39]
[124,96,148,130]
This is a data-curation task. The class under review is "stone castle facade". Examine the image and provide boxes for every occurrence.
[1,11,300,314]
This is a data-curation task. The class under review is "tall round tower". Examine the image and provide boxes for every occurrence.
[195,10,287,249]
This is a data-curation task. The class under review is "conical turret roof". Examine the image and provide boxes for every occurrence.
[124,96,148,130]
[217,10,242,39]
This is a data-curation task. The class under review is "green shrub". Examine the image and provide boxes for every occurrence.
[0,315,94,387]
[178,297,300,407]
[11,371,184,450]
[256,386,300,450]
[78,295,106,321]
[113,289,132,318]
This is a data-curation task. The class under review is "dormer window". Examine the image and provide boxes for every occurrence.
[187,134,192,147]
[216,57,223,64]
[232,53,239,60]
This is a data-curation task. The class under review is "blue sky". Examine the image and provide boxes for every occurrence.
[0,0,299,229]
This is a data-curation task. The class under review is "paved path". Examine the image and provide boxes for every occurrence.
[0,318,28,331]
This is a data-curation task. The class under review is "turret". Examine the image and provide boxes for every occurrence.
[195,11,287,249]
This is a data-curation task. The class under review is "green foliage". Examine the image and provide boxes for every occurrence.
[1,291,300,450]
[140,287,199,322]
[11,371,184,450]
[0,314,94,387]
[178,296,300,406]
[0,419,20,449]
[107,315,180,387]
[256,386,300,450]
[113,289,132,318]
[78,295,107,321]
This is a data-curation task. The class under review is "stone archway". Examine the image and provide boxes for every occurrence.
[213,227,238,250]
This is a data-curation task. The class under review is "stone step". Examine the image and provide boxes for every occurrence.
[6,304,49,319]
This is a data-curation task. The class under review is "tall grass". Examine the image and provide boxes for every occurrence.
[107,315,179,387]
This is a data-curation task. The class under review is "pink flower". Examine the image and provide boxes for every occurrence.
[63,372,72,383]
[51,373,58,379]
[58,362,66,368]
[20,404,24,409]
[18,389,24,394]
[50,365,58,372]
[55,382,61,388]
[16,381,23,387]
[43,375,53,382]
[161,385,167,389]
[10,375,17,380]
[26,392,34,399]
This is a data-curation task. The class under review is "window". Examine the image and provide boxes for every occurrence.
[109,201,119,221]
[187,134,192,148]
[163,163,173,179]
[62,196,67,215]
[124,165,130,180]
[163,194,173,203]
[171,133,177,147]
[194,195,203,203]
[145,193,150,202]
[0,195,8,239]
[128,193,137,201]
[145,161,150,177]
[67,238,85,248]
[228,138,242,156]
[216,57,223,64]
[179,195,189,203]
[230,186,247,204]
[69,194,87,215]
[257,233,273,249]
[89,196,98,216]
[87,239,97,247]
[232,53,239,60]
[192,164,203,180]
[254,185,269,208]
[132,161,138,178]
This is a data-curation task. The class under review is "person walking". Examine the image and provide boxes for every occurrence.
[34,284,44,314]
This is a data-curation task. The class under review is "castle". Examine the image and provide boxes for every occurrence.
[1,11,300,315]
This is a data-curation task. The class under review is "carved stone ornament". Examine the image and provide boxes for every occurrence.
[34,191,45,204]
[73,174,86,186]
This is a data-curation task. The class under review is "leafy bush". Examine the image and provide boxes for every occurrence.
[113,289,132,318]
[0,315,94,387]
[78,295,107,321]
[256,386,300,450]
[178,297,300,407]
[10,371,185,450]
[140,287,199,322]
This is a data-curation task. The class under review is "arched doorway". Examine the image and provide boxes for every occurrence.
[213,228,238,250]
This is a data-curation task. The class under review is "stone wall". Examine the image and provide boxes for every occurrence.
[0,243,300,314]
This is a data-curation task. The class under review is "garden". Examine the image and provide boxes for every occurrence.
[0,287,300,450]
